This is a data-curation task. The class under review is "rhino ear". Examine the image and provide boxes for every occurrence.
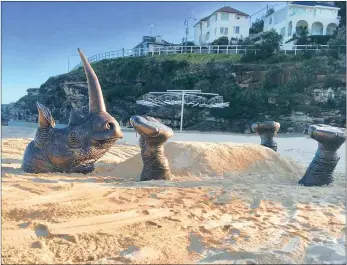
[68,108,86,126]
[36,102,55,128]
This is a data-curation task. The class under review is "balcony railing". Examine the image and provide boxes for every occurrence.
[70,44,345,72]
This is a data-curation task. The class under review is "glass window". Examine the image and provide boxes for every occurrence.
[221,13,229,21]
[215,27,217,35]
[207,19,210,27]
[269,17,272,24]
[280,27,285,37]
[234,26,240,34]
[214,14,217,21]
[220,27,228,35]
[205,32,210,41]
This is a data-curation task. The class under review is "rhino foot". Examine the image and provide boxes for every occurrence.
[67,164,95,174]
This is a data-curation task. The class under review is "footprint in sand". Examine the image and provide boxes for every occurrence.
[34,224,49,237]
[145,221,162,228]
[31,241,45,249]
[323,212,334,217]
[230,228,241,236]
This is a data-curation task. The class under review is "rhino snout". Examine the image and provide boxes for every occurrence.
[104,120,123,139]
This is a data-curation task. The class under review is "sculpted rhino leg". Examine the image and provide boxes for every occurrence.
[298,124,345,187]
[68,163,95,174]
[129,115,174,181]
[22,141,55,173]
[251,121,280,152]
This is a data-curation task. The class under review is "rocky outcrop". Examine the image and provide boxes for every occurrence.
[3,57,346,133]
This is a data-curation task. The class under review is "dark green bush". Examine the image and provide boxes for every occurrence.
[323,75,344,88]
[211,36,229,45]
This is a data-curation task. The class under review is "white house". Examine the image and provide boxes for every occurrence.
[194,6,250,45]
[263,1,340,44]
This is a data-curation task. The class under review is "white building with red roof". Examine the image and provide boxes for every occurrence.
[193,6,250,45]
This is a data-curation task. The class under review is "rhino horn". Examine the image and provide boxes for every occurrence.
[36,102,55,128]
[77,48,106,113]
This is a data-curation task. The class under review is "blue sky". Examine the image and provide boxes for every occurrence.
[2,1,285,104]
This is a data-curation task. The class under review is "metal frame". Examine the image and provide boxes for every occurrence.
[146,89,228,132]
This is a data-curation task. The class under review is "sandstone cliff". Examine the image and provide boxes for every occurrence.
[3,54,345,132]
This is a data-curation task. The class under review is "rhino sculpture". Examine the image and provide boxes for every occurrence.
[22,48,123,174]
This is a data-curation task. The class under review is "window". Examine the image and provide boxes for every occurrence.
[288,21,292,36]
[221,12,229,21]
[220,27,228,35]
[214,14,217,21]
[205,32,210,41]
[207,19,210,27]
[215,27,217,35]
[269,17,272,24]
[237,16,240,19]
[233,26,240,34]
[280,27,285,37]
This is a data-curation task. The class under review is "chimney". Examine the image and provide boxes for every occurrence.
[155,35,162,43]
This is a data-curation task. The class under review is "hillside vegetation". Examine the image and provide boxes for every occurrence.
[5,28,346,132]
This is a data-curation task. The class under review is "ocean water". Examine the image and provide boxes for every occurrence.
[1,122,346,173]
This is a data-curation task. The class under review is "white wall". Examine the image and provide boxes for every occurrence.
[264,4,340,43]
[194,23,201,44]
[194,21,209,45]
[194,11,250,45]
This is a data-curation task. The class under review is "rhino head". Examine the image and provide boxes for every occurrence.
[21,49,123,174]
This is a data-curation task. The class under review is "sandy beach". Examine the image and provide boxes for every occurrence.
[1,126,346,264]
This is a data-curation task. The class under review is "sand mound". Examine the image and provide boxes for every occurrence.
[2,139,305,184]
[111,141,305,183]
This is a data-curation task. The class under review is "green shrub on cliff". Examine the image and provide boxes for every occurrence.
[240,30,283,62]
[16,49,344,129]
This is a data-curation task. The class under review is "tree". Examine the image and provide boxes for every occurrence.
[240,30,283,62]
[249,7,274,35]
[328,26,346,46]
[328,26,346,61]
[250,18,264,34]
[335,1,346,27]
[257,29,283,55]
[285,26,309,45]
[211,36,229,45]
[181,38,195,46]
[229,37,238,44]
[265,7,275,17]
[294,26,309,45]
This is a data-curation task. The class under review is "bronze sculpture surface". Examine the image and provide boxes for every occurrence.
[251,121,280,152]
[130,115,173,181]
[298,124,345,186]
[22,49,123,174]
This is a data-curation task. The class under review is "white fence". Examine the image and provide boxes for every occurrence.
[70,44,343,71]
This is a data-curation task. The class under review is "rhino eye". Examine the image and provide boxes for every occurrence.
[68,131,84,148]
